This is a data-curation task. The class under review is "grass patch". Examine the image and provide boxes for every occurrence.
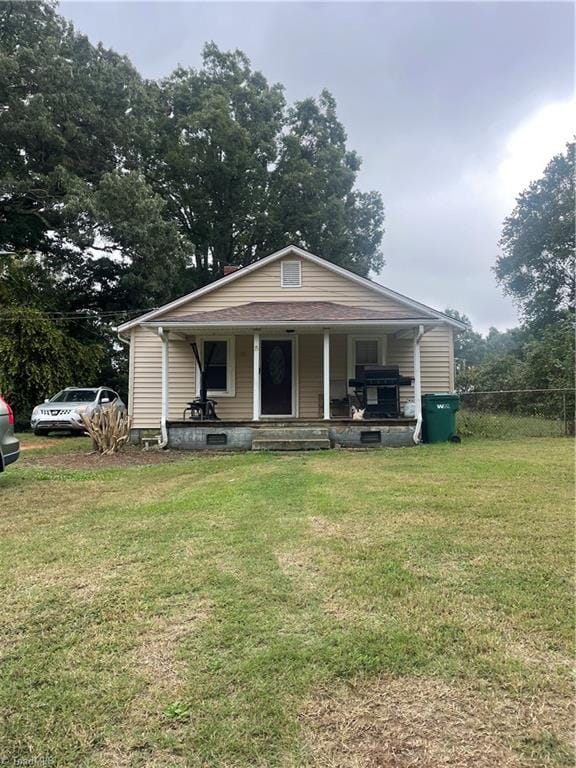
[0,437,573,766]
[457,410,566,439]
[16,431,93,456]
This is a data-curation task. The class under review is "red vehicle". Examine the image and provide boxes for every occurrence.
[0,396,20,471]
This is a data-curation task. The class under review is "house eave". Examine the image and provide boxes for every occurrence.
[144,318,444,331]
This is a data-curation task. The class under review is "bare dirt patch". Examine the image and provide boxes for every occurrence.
[309,516,343,538]
[21,447,195,469]
[20,442,48,451]
[276,549,322,584]
[300,676,573,768]
[131,600,213,711]
[92,745,187,768]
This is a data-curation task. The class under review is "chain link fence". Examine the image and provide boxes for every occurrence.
[457,389,575,439]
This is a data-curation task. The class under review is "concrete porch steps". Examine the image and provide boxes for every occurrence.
[252,427,331,451]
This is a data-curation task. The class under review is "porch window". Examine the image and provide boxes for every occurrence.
[204,341,227,390]
[196,336,236,397]
[347,335,387,384]
[355,339,379,374]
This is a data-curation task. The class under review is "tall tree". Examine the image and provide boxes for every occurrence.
[0,0,186,311]
[145,44,286,278]
[495,141,575,327]
[270,90,384,276]
[146,55,385,280]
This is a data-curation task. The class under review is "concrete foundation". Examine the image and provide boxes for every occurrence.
[165,420,415,450]
[129,428,143,445]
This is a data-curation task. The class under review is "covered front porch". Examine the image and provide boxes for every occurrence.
[143,311,431,448]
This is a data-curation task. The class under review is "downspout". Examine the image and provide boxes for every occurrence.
[413,324,425,444]
[116,329,133,437]
[157,327,169,448]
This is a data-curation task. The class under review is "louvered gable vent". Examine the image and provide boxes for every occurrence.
[281,260,302,288]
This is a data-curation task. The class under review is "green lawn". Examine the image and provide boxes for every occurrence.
[458,410,567,439]
[0,437,573,767]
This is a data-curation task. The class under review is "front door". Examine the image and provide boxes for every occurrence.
[261,340,293,416]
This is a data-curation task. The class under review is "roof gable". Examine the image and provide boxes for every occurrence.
[118,246,466,332]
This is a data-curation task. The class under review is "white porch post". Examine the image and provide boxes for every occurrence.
[158,327,169,447]
[323,329,330,420]
[252,331,260,421]
[413,324,424,443]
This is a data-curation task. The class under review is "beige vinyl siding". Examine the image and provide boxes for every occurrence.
[387,326,454,407]
[167,338,196,421]
[169,334,254,421]
[216,335,253,420]
[129,257,455,428]
[162,258,422,317]
[297,334,349,419]
[421,326,453,393]
[330,333,347,389]
[387,334,414,407]
[131,326,162,428]
[127,328,136,418]
[299,335,323,418]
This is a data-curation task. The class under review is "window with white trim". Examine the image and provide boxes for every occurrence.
[347,335,387,385]
[355,339,379,371]
[204,340,227,390]
[196,337,236,397]
[281,260,302,288]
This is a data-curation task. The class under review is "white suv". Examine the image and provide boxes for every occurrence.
[31,387,125,436]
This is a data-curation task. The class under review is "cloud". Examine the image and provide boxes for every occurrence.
[497,98,575,205]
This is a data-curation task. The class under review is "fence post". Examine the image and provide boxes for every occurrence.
[563,391,568,436]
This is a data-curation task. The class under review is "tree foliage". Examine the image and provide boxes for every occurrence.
[269,90,384,275]
[0,2,387,417]
[146,44,286,277]
[0,0,187,311]
[0,305,102,418]
[0,2,385,289]
[145,50,384,278]
[453,141,575,403]
[445,309,485,366]
[451,309,574,403]
[496,141,575,327]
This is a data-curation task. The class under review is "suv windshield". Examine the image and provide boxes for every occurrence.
[50,389,98,403]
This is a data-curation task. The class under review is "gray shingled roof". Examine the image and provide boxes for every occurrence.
[162,301,431,324]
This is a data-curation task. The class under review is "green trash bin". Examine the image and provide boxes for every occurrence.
[422,393,460,443]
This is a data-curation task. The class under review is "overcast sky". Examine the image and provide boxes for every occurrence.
[60,1,574,333]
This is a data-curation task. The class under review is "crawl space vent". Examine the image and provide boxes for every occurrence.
[360,431,381,444]
[206,433,227,446]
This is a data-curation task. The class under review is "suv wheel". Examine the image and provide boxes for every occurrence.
[33,429,49,437]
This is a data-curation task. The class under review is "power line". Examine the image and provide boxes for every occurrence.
[0,308,152,321]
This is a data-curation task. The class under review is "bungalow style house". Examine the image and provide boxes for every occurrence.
[118,246,466,450]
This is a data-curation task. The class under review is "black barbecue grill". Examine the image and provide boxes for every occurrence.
[349,365,413,419]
